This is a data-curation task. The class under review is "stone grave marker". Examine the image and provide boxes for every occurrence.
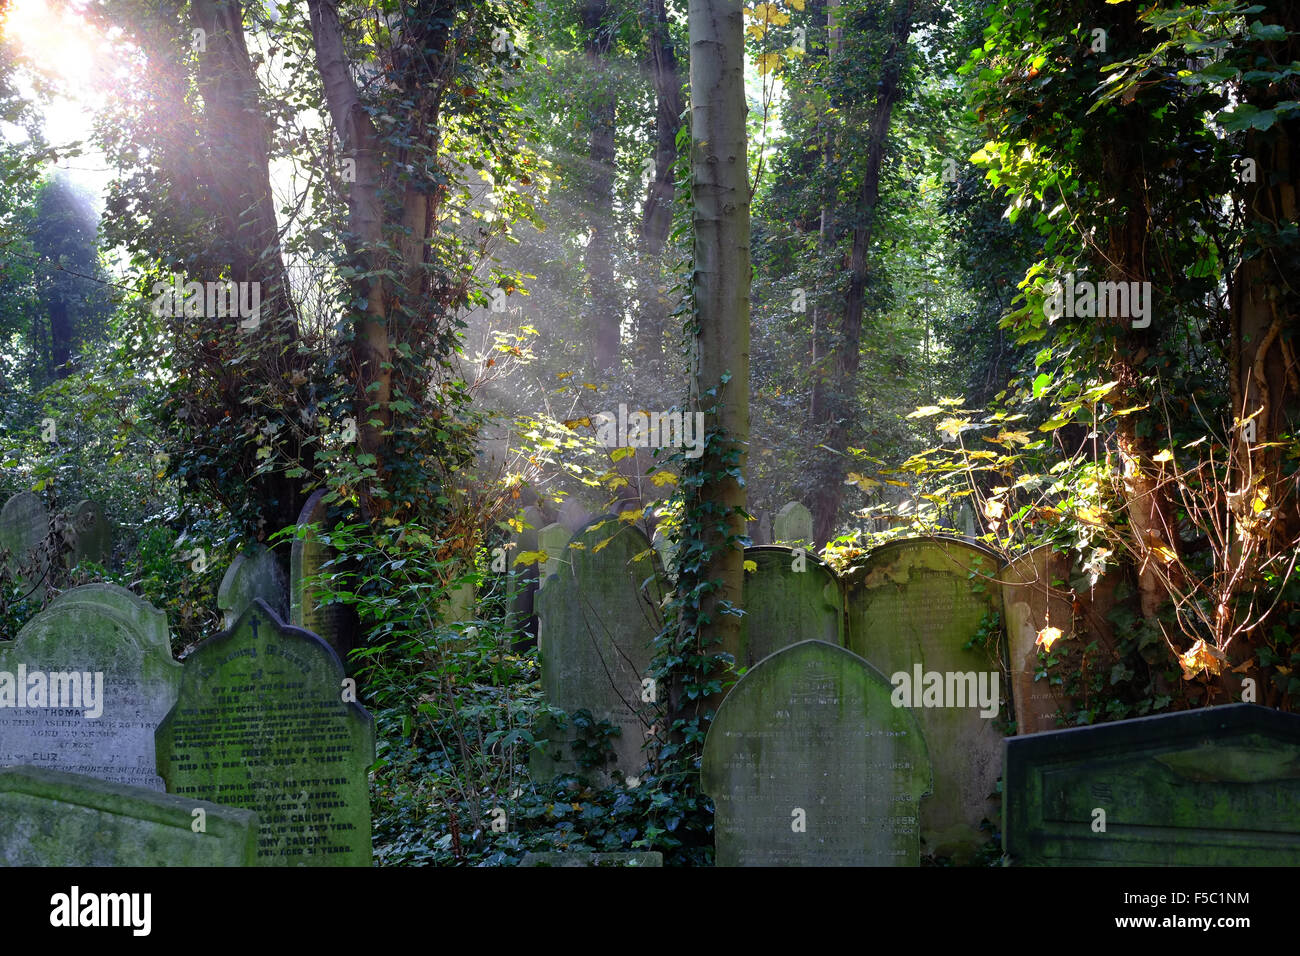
[217,544,288,630]
[156,599,375,866]
[67,500,112,567]
[290,489,358,664]
[844,536,1006,863]
[532,517,666,785]
[701,640,931,866]
[739,546,843,669]
[0,584,181,791]
[537,521,571,584]
[0,492,49,595]
[0,765,258,866]
[559,498,594,533]
[772,501,813,546]
[748,509,772,546]
[520,851,663,867]
[1005,703,1300,865]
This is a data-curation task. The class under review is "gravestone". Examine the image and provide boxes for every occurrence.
[520,851,663,867]
[739,546,843,668]
[1005,703,1300,865]
[844,536,1006,863]
[772,501,813,546]
[998,547,1075,734]
[67,500,112,567]
[701,640,931,866]
[559,498,593,533]
[155,600,375,866]
[0,584,181,791]
[290,489,357,664]
[506,505,543,644]
[0,492,49,594]
[532,517,666,785]
[537,521,571,584]
[217,545,288,630]
[0,765,258,866]
[748,509,772,546]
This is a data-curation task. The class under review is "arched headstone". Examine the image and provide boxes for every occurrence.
[217,545,289,630]
[0,492,49,595]
[844,536,1006,863]
[532,517,667,785]
[67,500,112,567]
[290,490,358,664]
[702,640,932,866]
[0,584,181,790]
[772,501,813,546]
[739,546,843,668]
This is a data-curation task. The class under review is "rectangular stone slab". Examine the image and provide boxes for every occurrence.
[1004,703,1300,865]
[0,765,257,866]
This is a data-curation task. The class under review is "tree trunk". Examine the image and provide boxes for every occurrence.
[808,0,913,546]
[683,0,751,717]
[583,0,621,373]
[636,0,685,366]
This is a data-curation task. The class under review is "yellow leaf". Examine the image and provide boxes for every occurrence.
[631,548,654,563]
[1075,506,1105,525]
[1036,626,1064,651]
[1253,487,1270,514]
[991,429,1032,446]
[582,383,599,391]
[1152,449,1173,463]
[907,405,942,418]
[750,2,790,25]
[650,471,678,487]
[556,371,572,380]
[618,508,645,523]
[514,550,545,567]
[788,0,805,9]
[562,417,591,430]
[756,51,782,74]
[382,516,401,526]
[1150,544,1177,564]
[743,560,757,573]
[984,499,1006,520]
[845,471,881,491]
[611,446,635,462]
[592,536,613,553]
[1178,639,1226,679]
[884,479,909,487]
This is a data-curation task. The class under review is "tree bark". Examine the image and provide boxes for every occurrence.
[684,0,751,716]
[582,0,621,373]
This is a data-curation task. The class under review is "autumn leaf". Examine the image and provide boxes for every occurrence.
[514,550,545,567]
[845,471,881,491]
[1075,506,1106,525]
[984,499,1006,520]
[1152,448,1173,463]
[650,471,678,487]
[749,2,790,25]
[610,446,635,462]
[1178,639,1226,679]
[743,559,757,573]
[618,508,644,523]
[592,536,614,553]
[756,51,782,74]
[1036,626,1064,651]
[556,371,572,380]
[788,0,804,9]
[562,417,591,430]
[908,405,942,418]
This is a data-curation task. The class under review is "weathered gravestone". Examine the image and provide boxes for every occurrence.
[772,501,813,547]
[999,546,1075,735]
[537,521,571,584]
[156,600,375,866]
[559,498,594,533]
[0,765,257,866]
[532,518,666,785]
[1004,703,1300,865]
[748,509,772,546]
[844,536,1005,863]
[290,489,358,664]
[739,546,843,668]
[217,545,288,631]
[0,492,49,595]
[0,584,181,791]
[702,640,931,866]
[999,547,1122,735]
[67,500,112,568]
[520,851,663,867]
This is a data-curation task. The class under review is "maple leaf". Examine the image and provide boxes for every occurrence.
[1178,639,1226,680]
[1036,626,1064,651]
[562,417,591,430]
[756,51,782,74]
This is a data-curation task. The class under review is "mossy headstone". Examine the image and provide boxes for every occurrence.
[772,501,813,547]
[155,600,375,866]
[1005,704,1300,865]
[0,492,49,595]
[217,545,288,631]
[67,500,112,568]
[844,536,1006,863]
[289,489,357,664]
[0,765,257,866]
[739,546,843,668]
[0,584,181,790]
[532,518,666,785]
[701,640,931,866]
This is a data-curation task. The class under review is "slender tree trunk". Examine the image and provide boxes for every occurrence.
[582,0,621,373]
[636,0,685,366]
[808,0,913,546]
[683,0,750,717]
